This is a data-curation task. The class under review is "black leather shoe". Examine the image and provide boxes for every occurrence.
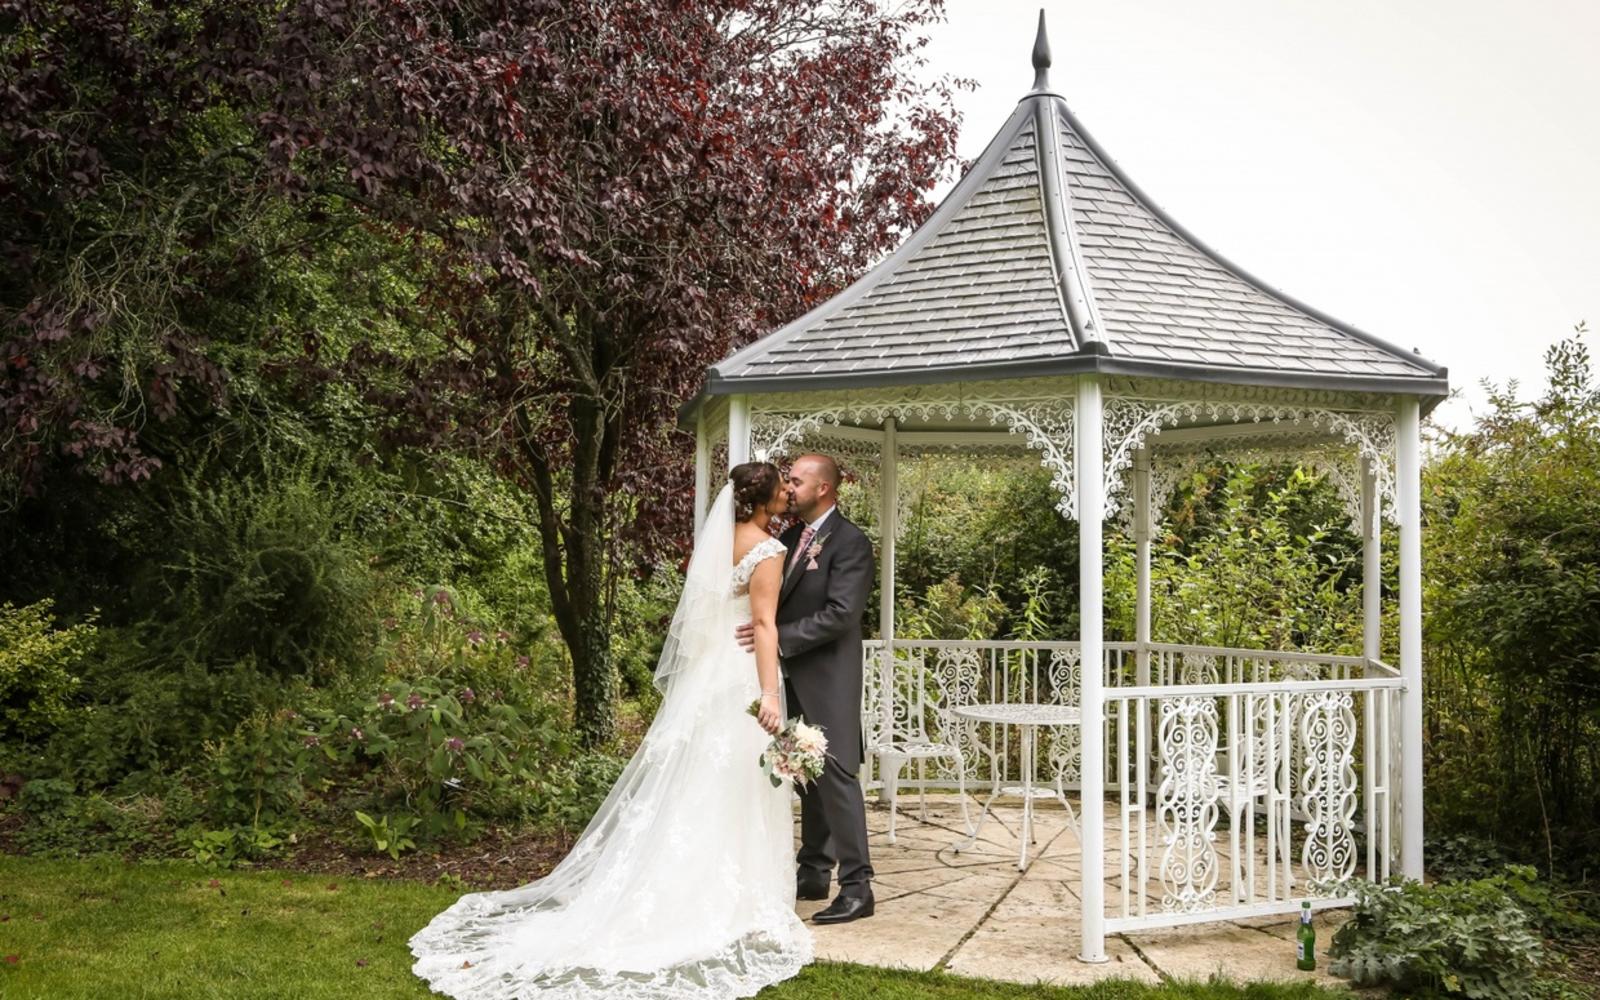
[811,893,874,924]
[796,877,830,901]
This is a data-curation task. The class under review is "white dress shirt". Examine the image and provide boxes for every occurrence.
[803,506,835,535]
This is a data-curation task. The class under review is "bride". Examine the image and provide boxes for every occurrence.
[410,462,812,999]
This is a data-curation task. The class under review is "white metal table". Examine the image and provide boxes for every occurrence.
[952,702,1082,871]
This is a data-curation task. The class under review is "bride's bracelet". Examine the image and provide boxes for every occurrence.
[760,689,780,699]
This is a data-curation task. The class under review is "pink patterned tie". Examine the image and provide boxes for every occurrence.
[789,525,815,572]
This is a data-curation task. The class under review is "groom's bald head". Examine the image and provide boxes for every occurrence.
[787,454,840,520]
[793,454,839,489]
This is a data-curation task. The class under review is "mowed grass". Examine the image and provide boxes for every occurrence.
[0,855,1356,999]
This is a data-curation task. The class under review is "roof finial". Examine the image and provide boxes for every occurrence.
[1031,9,1052,92]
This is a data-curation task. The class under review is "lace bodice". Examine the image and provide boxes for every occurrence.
[731,537,787,598]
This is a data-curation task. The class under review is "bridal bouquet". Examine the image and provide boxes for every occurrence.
[746,700,829,789]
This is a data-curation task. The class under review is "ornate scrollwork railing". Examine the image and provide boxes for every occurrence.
[859,639,1404,931]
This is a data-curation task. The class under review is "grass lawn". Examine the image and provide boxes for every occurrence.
[0,855,1356,999]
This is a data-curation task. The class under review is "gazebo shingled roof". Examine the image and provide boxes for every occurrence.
[702,14,1447,402]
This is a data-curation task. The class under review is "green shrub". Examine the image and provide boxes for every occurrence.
[300,671,565,841]
[37,633,290,788]
[1329,871,1563,998]
[898,574,1006,641]
[1424,327,1600,867]
[1105,463,1362,653]
[0,600,95,742]
[353,811,419,860]
[611,568,680,710]
[1426,832,1518,882]
[200,586,573,851]
[200,704,319,828]
[552,750,629,830]
[14,778,198,858]
[184,824,287,868]
[147,459,381,682]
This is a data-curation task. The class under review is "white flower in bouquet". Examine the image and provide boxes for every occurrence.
[791,720,827,757]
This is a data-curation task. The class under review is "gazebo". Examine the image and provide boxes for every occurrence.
[682,13,1445,962]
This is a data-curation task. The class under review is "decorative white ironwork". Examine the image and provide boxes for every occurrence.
[863,639,1409,927]
[1156,696,1221,913]
[1046,648,1083,785]
[1121,441,1371,534]
[932,647,984,781]
[1101,397,1397,524]
[739,384,1397,530]
[1181,653,1219,686]
[1299,691,1359,885]
[749,396,1078,517]
[864,645,988,786]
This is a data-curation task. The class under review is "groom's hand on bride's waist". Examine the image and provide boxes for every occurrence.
[735,622,755,652]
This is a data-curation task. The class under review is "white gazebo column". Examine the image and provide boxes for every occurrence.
[1076,374,1107,963]
[880,418,898,643]
[877,418,898,793]
[1133,448,1151,683]
[1396,398,1424,878]
[1361,456,1381,662]
[1360,454,1383,878]
[1133,446,1152,817]
[693,402,710,537]
[727,395,751,469]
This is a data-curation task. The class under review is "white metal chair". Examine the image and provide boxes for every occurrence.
[867,646,978,845]
[1214,691,1298,900]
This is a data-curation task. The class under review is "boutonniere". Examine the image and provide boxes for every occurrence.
[805,533,830,570]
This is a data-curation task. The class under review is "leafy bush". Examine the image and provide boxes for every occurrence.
[1424,326,1600,868]
[551,750,629,830]
[299,671,564,841]
[892,458,1078,638]
[1329,871,1563,998]
[1105,463,1363,652]
[10,456,390,790]
[898,575,1006,641]
[1425,832,1517,882]
[185,824,287,868]
[146,458,381,682]
[353,811,418,860]
[14,777,199,858]
[42,644,288,789]
[611,568,681,711]
[199,585,574,852]
[0,600,95,742]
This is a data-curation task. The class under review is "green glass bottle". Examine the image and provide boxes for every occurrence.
[1296,900,1316,971]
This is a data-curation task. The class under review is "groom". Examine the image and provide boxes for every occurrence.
[737,453,876,924]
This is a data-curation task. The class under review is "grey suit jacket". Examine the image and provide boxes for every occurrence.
[776,511,874,773]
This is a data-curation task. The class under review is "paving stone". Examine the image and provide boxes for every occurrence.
[793,799,1364,989]
[947,921,1159,986]
[1125,919,1350,988]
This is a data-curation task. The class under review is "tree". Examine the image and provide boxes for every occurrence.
[0,1,242,496]
[1424,323,1600,862]
[241,0,964,745]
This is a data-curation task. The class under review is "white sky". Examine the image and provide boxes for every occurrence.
[920,0,1599,430]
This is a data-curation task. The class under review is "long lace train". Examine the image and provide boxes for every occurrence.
[409,487,810,999]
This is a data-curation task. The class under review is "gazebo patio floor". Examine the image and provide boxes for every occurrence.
[794,795,1360,990]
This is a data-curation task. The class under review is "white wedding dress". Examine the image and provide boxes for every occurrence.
[410,484,812,999]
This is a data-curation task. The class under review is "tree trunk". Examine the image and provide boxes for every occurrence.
[569,584,618,747]
[525,385,619,749]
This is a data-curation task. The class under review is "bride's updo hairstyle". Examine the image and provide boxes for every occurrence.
[730,461,782,521]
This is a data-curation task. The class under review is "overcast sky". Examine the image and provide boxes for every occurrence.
[919,0,1598,430]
